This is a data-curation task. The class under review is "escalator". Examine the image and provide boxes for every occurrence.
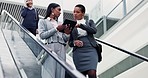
[95,0,148,78]
[94,16,119,38]
[0,0,148,77]
[0,10,85,78]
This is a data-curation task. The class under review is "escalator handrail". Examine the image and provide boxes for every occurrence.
[95,37,148,62]
[0,10,86,78]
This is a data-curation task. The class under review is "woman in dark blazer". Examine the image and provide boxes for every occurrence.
[68,4,99,78]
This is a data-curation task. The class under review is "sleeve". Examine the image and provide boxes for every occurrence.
[68,33,75,47]
[62,33,70,42]
[34,8,39,29]
[79,19,97,34]
[21,7,27,18]
[38,19,57,39]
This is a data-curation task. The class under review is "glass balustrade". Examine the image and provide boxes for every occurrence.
[94,0,144,38]
[0,10,85,78]
[1,0,147,77]
[95,39,148,78]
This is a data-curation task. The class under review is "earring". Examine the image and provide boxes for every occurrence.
[51,13,54,16]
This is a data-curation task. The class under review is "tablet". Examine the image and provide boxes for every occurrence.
[59,19,77,33]
[63,19,77,30]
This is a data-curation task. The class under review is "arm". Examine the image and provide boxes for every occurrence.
[35,9,39,29]
[62,33,70,43]
[68,37,83,47]
[79,20,97,34]
[21,7,28,18]
[62,24,71,42]
[68,33,75,47]
[38,19,57,39]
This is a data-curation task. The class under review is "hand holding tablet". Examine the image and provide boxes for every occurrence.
[63,19,77,27]
[59,19,77,33]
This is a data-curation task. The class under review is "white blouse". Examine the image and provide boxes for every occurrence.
[47,17,58,30]
[77,18,87,37]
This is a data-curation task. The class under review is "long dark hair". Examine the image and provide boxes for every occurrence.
[44,3,60,19]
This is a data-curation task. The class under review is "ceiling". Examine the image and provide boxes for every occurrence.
[4,0,99,13]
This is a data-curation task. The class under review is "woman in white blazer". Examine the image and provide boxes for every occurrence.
[38,3,70,78]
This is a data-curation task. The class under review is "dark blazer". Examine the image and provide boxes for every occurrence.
[68,19,98,49]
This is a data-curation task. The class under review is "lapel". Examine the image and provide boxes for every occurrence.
[71,20,89,40]
[44,19,54,30]
[71,27,78,40]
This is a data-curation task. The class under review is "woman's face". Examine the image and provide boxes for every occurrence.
[73,7,84,20]
[52,6,61,18]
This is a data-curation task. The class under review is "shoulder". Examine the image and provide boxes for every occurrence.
[85,19,95,25]
[88,19,94,23]
[38,19,45,24]
[33,8,38,12]
[39,18,45,22]
[39,19,50,26]
[22,7,28,9]
[21,7,27,11]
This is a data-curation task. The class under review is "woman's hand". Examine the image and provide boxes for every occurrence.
[56,24,65,31]
[74,40,83,47]
[64,24,71,34]
[75,23,80,28]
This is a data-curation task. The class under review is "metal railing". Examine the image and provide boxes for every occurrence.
[95,0,144,38]
[95,38,148,62]
[0,10,85,78]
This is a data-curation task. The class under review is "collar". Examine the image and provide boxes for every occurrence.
[47,17,54,21]
[77,18,85,24]
[27,6,34,10]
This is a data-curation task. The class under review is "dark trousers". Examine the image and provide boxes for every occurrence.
[26,28,36,36]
